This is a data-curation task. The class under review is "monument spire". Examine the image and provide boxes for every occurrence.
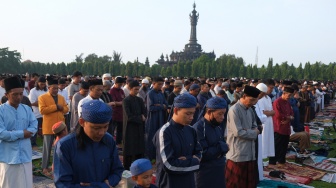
[189,2,199,44]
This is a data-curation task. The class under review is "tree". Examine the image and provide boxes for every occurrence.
[112,51,122,63]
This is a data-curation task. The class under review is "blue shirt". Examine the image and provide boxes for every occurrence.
[0,102,38,164]
[53,133,124,188]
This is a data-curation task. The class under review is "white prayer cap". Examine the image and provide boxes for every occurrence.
[256,83,268,93]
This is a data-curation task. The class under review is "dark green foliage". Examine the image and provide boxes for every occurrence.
[3,47,336,80]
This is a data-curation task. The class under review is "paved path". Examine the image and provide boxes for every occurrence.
[33,176,55,188]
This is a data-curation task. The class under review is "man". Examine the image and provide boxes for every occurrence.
[226,85,261,188]
[39,78,69,176]
[122,80,147,170]
[28,76,47,146]
[153,94,202,188]
[167,80,182,113]
[137,78,150,107]
[233,82,243,103]
[70,82,89,131]
[28,72,39,90]
[102,73,112,83]
[0,76,38,188]
[123,77,133,97]
[214,78,223,94]
[269,87,294,166]
[299,85,311,123]
[181,80,191,94]
[53,100,124,187]
[0,76,6,100]
[255,80,275,160]
[193,97,229,188]
[189,84,201,125]
[145,77,167,160]
[197,81,211,110]
[68,71,82,101]
[77,79,104,118]
[58,78,71,130]
[109,77,125,150]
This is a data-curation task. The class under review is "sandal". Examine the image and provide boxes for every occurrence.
[40,171,54,180]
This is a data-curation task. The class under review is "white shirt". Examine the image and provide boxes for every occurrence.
[59,88,70,114]
[77,95,103,118]
[0,86,5,101]
[28,88,47,118]
[214,85,222,94]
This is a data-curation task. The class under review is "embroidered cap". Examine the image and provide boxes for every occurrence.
[206,96,227,109]
[173,93,197,108]
[81,100,112,124]
[130,159,152,176]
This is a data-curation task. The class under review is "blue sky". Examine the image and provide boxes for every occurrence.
[1,0,335,67]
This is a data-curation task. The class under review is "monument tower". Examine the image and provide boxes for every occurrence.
[157,3,215,67]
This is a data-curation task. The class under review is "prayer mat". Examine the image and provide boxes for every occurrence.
[321,173,336,183]
[263,168,312,185]
[267,162,326,180]
[257,179,308,188]
[304,159,336,173]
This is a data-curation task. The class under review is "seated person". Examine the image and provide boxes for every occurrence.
[290,126,311,154]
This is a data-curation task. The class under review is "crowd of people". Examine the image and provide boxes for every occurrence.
[0,71,335,188]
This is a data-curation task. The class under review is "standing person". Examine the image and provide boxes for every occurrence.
[101,80,116,135]
[58,78,71,130]
[0,76,38,188]
[189,84,201,125]
[145,77,167,161]
[167,80,182,113]
[214,79,223,94]
[109,77,125,150]
[122,80,147,170]
[181,80,191,94]
[269,87,294,166]
[255,81,276,160]
[39,78,69,177]
[77,79,103,118]
[193,97,229,188]
[138,78,150,107]
[153,94,202,188]
[225,85,261,188]
[197,81,211,110]
[123,77,133,97]
[0,76,7,100]
[53,100,124,187]
[28,76,47,147]
[28,73,39,90]
[68,71,82,101]
[70,82,89,132]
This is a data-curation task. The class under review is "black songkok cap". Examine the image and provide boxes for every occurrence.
[282,80,292,86]
[129,80,140,89]
[88,79,103,86]
[37,76,46,83]
[115,77,125,84]
[58,78,66,84]
[236,82,243,87]
[72,71,82,77]
[47,79,58,86]
[80,82,90,89]
[283,86,294,94]
[243,85,261,98]
[4,76,23,92]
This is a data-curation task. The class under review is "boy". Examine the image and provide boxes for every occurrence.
[130,159,157,188]
[52,121,68,146]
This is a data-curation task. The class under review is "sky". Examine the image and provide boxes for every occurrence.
[1,0,335,67]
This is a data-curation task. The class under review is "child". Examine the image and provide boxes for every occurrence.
[130,159,157,188]
[52,121,68,146]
